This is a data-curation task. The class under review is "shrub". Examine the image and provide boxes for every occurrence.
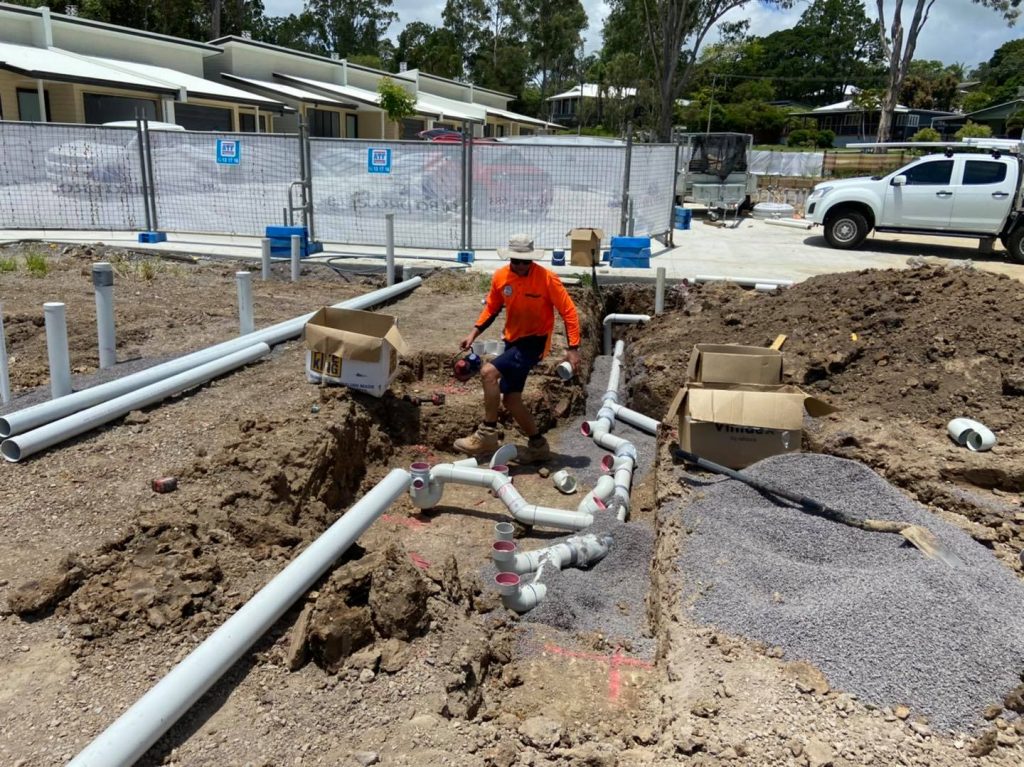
[911,127,941,142]
[786,129,817,148]
[377,77,416,125]
[815,129,835,148]
[955,121,993,140]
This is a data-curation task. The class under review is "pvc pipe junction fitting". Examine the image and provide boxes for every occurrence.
[490,444,518,468]
[602,314,651,354]
[409,461,443,508]
[494,571,546,614]
[551,469,578,494]
[947,418,997,452]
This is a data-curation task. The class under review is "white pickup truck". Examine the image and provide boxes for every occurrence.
[806,145,1024,261]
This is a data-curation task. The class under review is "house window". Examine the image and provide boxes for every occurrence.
[176,103,232,131]
[345,113,358,138]
[84,93,158,124]
[906,114,919,128]
[902,160,953,185]
[308,108,341,137]
[401,118,425,139]
[17,88,50,122]
[239,113,268,132]
[842,113,859,127]
[963,160,1007,185]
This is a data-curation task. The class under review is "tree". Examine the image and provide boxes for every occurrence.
[470,1,529,96]
[873,1,1019,144]
[970,38,1024,111]
[377,77,416,123]
[899,60,960,111]
[395,22,462,78]
[610,0,792,142]
[303,0,397,59]
[442,0,488,78]
[955,120,993,139]
[522,0,588,98]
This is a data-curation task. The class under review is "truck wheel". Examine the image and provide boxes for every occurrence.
[1006,229,1024,263]
[824,210,869,249]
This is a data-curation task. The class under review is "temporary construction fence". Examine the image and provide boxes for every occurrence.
[0,120,678,250]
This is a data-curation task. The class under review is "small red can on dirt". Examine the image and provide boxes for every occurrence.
[152,477,178,493]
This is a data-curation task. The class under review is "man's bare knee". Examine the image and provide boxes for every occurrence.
[481,363,501,386]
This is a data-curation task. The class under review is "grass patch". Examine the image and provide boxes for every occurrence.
[0,256,16,272]
[108,252,168,281]
[25,252,49,277]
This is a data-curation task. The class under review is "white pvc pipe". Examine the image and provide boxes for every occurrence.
[606,401,660,435]
[236,271,255,336]
[495,571,546,613]
[492,534,611,576]
[92,263,116,369]
[655,266,665,315]
[2,343,270,463]
[423,464,594,531]
[947,417,997,452]
[290,234,301,282]
[68,468,412,767]
[602,313,650,354]
[695,274,795,288]
[0,277,422,438]
[385,212,396,287]
[260,238,272,280]
[755,283,780,292]
[763,218,812,230]
[44,302,72,399]
[0,302,11,405]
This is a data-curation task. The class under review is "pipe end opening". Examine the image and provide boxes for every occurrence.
[1,440,21,462]
[495,572,520,587]
[580,422,592,437]
[601,455,614,472]
[492,540,516,553]
[410,461,430,471]
[0,419,11,439]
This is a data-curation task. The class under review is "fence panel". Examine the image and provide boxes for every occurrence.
[0,122,146,230]
[311,138,462,249]
[822,150,908,178]
[470,143,624,249]
[628,145,676,239]
[150,131,300,236]
[750,150,824,177]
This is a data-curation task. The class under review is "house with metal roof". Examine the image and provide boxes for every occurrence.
[205,36,556,140]
[791,99,956,147]
[0,2,288,130]
[930,99,1024,138]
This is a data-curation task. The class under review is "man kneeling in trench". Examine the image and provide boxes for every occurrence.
[455,234,581,463]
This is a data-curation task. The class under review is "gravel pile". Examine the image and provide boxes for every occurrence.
[511,354,658,653]
[671,451,1024,731]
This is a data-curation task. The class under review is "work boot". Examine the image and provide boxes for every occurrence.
[515,436,551,464]
[454,424,499,456]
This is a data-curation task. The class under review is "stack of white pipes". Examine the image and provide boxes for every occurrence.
[0,277,423,462]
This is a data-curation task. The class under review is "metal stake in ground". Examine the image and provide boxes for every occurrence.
[672,448,956,566]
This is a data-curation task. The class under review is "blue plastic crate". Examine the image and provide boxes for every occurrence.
[456,250,475,264]
[674,207,692,230]
[138,231,167,243]
[266,225,312,258]
[611,249,651,269]
[610,236,651,250]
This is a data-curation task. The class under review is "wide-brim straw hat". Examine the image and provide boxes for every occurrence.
[497,233,545,261]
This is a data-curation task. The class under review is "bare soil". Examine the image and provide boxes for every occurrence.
[1,242,1023,766]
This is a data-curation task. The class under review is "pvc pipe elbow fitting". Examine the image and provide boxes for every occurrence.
[947,418,997,452]
[495,572,547,613]
[577,494,606,515]
[614,442,639,461]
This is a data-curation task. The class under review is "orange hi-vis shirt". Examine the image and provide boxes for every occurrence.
[474,263,581,357]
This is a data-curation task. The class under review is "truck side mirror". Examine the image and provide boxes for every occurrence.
[891,175,907,186]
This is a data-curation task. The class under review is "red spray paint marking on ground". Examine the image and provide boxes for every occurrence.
[408,552,431,570]
[381,514,429,530]
[544,643,653,701]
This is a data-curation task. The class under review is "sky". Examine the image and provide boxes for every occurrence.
[263,0,1022,74]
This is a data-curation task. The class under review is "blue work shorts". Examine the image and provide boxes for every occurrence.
[491,338,544,394]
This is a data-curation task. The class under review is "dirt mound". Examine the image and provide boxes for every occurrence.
[627,264,1024,564]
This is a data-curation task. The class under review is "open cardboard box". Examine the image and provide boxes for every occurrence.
[686,343,783,386]
[665,382,837,469]
[304,307,409,398]
[566,227,605,267]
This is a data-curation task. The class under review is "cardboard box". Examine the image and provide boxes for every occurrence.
[665,382,836,469]
[566,227,605,266]
[686,343,783,386]
[303,307,409,398]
